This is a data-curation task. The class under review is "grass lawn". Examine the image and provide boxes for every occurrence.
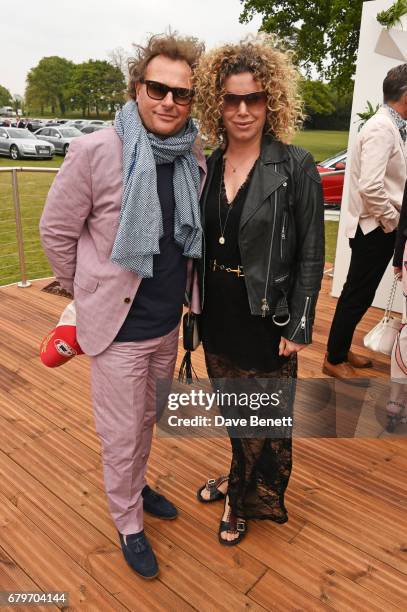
[0,156,64,169]
[0,130,346,285]
[293,130,348,162]
[325,221,339,264]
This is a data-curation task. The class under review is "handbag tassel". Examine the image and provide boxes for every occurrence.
[178,350,199,384]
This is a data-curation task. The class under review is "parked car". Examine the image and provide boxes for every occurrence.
[29,119,46,132]
[317,150,347,208]
[34,126,82,155]
[0,106,15,117]
[80,124,107,134]
[64,119,89,129]
[0,127,55,159]
[65,119,106,129]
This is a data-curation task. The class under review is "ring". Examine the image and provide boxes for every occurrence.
[272,313,290,326]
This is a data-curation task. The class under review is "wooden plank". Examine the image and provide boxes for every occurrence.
[0,334,91,397]
[0,422,270,597]
[0,545,58,612]
[242,529,401,611]
[292,523,407,609]
[292,449,407,513]
[0,491,128,610]
[0,453,191,612]
[9,384,100,453]
[286,485,407,575]
[0,393,58,441]
[248,569,333,612]
[4,448,268,609]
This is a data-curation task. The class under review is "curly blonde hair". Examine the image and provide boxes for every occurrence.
[194,35,303,145]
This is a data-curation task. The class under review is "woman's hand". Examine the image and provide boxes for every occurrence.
[394,266,402,281]
[279,337,306,357]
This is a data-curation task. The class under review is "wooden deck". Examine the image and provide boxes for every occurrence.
[0,274,406,611]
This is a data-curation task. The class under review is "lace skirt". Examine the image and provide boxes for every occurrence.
[204,350,297,522]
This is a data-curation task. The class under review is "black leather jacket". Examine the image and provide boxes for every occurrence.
[199,135,325,344]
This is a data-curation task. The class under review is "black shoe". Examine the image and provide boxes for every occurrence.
[119,530,159,579]
[142,484,178,520]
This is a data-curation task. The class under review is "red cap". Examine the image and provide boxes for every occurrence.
[40,324,83,368]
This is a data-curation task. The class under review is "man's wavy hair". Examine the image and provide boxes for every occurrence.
[194,35,304,145]
[127,32,205,100]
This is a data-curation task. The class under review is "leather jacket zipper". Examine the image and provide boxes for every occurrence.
[261,164,278,317]
[202,231,206,308]
[280,211,287,260]
[291,296,310,342]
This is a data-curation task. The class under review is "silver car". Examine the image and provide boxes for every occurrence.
[34,126,82,155]
[0,127,55,159]
[80,124,107,134]
[64,119,89,129]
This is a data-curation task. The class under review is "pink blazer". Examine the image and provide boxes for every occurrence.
[40,127,207,356]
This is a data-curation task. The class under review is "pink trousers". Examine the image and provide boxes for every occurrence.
[90,325,179,534]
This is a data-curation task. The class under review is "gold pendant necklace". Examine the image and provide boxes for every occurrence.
[225,158,238,173]
[218,158,231,245]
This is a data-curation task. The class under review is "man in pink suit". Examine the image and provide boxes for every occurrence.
[40,33,206,579]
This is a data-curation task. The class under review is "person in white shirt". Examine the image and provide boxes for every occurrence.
[324,64,407,380]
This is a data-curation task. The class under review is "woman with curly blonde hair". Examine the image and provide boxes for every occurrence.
[194,37,325,545]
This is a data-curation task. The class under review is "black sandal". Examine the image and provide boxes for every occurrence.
[196,476,228,503]
[218,503,247,547]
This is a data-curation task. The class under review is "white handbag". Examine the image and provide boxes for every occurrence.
[363,277,402,355]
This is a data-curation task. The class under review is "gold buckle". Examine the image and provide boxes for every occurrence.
[212,259,244,277]
[225,266,244,277]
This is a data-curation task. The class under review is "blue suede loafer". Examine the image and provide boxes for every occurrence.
[119,530,159,579]
[142,484,178,520]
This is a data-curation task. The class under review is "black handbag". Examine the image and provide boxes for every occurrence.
[178,298,201,384]
[182,310,201,351]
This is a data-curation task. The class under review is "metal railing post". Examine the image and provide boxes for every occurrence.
[11,168,31,288]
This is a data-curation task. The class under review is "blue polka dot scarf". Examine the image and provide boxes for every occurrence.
[112,100,202,278]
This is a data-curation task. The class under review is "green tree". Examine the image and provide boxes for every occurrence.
[300,79,335,120]
[70,60,125,117]
[0,84,12,107]
[308,84,353,130]
[240,0,364,90]
[25,56,74,115]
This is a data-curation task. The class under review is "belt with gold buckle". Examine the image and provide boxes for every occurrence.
[210,259,244,277]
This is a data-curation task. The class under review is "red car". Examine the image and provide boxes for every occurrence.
[317,150,347,208]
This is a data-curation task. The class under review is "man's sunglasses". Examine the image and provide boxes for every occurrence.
[223,91,267,110]
[139,78,194,106]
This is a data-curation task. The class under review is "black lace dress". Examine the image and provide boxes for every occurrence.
[201,154,297,522]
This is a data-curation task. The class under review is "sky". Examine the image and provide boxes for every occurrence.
[0,0,263,97]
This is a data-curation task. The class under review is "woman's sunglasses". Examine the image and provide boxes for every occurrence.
[223,91,267,110]
[139,78,194,106]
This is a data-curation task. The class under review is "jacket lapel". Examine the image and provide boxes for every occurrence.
[200,148,222,230]
[240,137,289,229]
[240,159,287,229]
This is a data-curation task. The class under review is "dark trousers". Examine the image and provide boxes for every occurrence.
[327,225,396,364]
